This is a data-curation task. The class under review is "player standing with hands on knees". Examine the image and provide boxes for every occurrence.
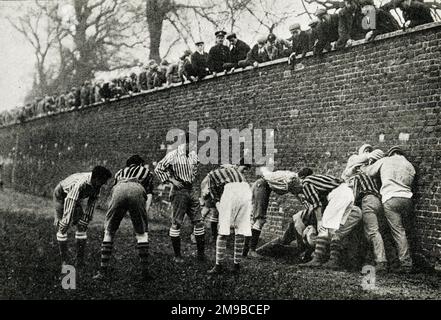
[155,132,206,263]
[53,166,112,272]
[94,155,154,281]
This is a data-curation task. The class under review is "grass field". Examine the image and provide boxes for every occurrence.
[0,189,440,300]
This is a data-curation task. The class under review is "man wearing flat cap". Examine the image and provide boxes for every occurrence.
[313,9,340,56]
[362,146,416,273]
[208,31,231,74]
[287,22,314,65]
[180,49,195,83]
[238,36,270,68]
[225,33,250,70]
[190,41,210,80]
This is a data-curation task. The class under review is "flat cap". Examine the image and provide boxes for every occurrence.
[226,33,237,40]
[195,40,204,46]
[309,17,320,27]
[315,8,327,17]
[289,23,301,31]
[180,49,192,59]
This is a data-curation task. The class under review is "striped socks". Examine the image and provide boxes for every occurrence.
[234,234,245,265]
[215,235,228,265]
[312,234,330,262]
[100,241,113,269]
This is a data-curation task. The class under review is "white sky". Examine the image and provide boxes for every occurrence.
[0,0,393,112]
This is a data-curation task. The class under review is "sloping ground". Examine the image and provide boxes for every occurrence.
[0,189,440,300]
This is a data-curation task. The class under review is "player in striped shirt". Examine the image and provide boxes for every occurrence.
[298,170,356,268]
[154,133,205,262]
[244,168,301,258]
[322,148,388,272]
[53,166,112,270]
[94,155,154,281]
[203,160,252,275]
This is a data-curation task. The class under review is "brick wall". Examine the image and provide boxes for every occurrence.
[1,22,440,264]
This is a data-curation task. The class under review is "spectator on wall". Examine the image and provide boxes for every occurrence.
[190,41,210,80]
[100,82,112,101]
[180,49,196,82]
[382,0,434,29]
[266,33,291,61]
[363,5,401,41]
[153,60,169,88]
[56,92,66,111]
[313,9,340,56]
[288,22,315,65]
[166,60,183,85]
[130,73,139,93]
[80,81,91,107]
[335,0,367,50]
[94,81,103,102]
[208,30,231,74]
[138,65,148,91]
[225,33,250,69]
[238,36,270,68]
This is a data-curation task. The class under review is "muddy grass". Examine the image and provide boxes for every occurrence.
[0,189,440,300]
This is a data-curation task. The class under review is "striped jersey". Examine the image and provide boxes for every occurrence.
[301,174,342,209]
[262,170,298,195]
[352,173,380,202]
[58,172,99,229]
[115,164,154,194]
[155,145,198,185]
[207,166,247,201]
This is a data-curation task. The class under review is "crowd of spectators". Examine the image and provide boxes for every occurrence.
[0,0,435,126]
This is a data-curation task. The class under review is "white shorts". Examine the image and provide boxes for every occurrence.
[322,183,354,230]
[216,182,252,236]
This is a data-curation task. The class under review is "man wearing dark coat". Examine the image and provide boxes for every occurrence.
[238,36,270,68]
[190,41,210,80]
[364,5,400,41]
[288,23,316,65]
[314,10,340,56]
[207,31,231,74]
[381,0,433,29]
[225,33,250,69]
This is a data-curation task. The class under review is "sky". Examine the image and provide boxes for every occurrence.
[0,0,392,112]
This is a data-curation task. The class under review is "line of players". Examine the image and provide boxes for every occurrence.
[53,134,417,281]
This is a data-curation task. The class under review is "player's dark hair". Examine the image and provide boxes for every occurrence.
[91,166,112,181]
[298,167,313,179]
[126,155,145,167]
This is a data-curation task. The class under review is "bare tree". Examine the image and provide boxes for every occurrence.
[244,0,297,34]
[41,0,144,84]
[7,2,65,96]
